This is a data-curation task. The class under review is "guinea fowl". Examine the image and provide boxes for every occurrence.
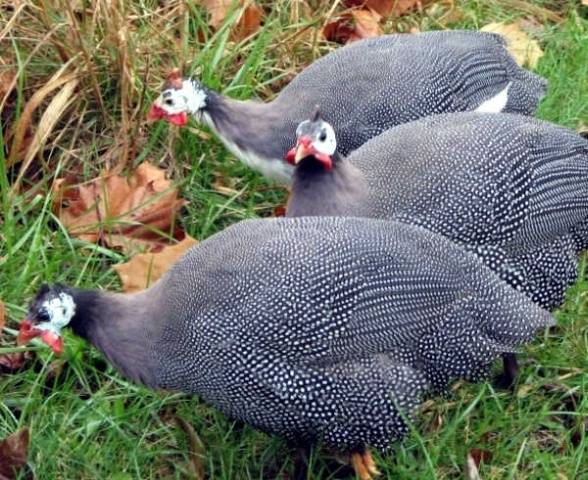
[286,111,588,316]
[18,217,552,479]
[147,30,547,183]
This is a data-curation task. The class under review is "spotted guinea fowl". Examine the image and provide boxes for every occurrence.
[286,111,588,317]
[147,30,547,183]
[18,217,552,479]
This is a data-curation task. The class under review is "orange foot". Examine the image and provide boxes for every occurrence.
[351,450,381,480]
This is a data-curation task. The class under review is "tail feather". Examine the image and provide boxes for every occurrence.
[502,56,548,115]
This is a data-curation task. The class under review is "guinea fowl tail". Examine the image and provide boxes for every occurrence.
[418,277,554,392]
[488,32,548,115]
[503,66,548,115]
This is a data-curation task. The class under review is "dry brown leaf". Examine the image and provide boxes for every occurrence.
[0,428,29,480]
[583,0,588,5]
[113,235,198,293]
[232,3,263,41]
[323,14,357,44]
[200,0,264,40]
[466,448,492,480]
[0,351,32,373]
[53,163,188,255]
[465,452,482,480]
[200,0,233,29]
[324,9,384,44]
[0,57,17,107]
[481,22,544,68]
[351,9,383,39]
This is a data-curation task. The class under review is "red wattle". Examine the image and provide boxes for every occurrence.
[285,147,297,164]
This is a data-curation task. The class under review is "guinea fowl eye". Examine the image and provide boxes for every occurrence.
[164,98,174,106]
[37,310,50,322]
[319,131,327,142]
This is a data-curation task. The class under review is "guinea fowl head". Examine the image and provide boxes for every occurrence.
[17,284,76,354]
[148,69,207,127]
[286,109,337,171]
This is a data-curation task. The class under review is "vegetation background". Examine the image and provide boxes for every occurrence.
[0,0,587,478]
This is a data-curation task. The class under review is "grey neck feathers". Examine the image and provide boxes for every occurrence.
[68,286,165,388]
[287,153,368,217]
[204,91,291,160]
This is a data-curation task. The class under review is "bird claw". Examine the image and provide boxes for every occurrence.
[351,450,381,480]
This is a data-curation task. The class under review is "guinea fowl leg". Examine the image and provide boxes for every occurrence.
[495,353,519,389]
[291,444,310,480]
[351,450,381,480]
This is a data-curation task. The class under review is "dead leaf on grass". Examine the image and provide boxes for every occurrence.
[0,57,17,107]
[200,0,232,29]
[0,428,29,480]
[324,9,383,43]
[199,0,264,41]
[53,163,188,255]
[481,21,544,68]
[352,9,383,38]
[113,235,198,293]
[232,3,263,41]
[0,351,32,374]
[465,451,482,480]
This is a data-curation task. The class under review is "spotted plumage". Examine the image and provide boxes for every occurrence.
[149,31,547,183]
[287,112,588,310]
[21,217,553,455]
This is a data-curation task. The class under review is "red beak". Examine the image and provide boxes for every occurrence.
[147,103,188,127]
[285,136,333,170]
[18,320,63,355]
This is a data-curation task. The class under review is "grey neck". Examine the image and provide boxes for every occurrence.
[203,92,295,183]
[69,286,165,388]
[287,154,368,217]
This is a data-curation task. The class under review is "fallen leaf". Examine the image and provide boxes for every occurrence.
[113,235,198,293]
[199,0,232,29]
[53,163,188,255]
[232,3,263,41]
[481,22,544,68]
[0,428,29,480]
[323,14,357,44]
[351,9,383,39]
[273,205,287,217]
[174,417,206,479]
[199,0,264,40]
[345,0,420,17]
[469,448,493,466]
[323,9,383,44]
[465,451,481,480]
[0,351,31,373]
[583,0,588,5]
[0,56,17,106]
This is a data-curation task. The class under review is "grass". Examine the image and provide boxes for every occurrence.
[1,0,588,478]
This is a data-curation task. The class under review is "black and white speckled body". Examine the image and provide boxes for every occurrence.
[59,217,548,453]
[288,112,588,310]
[185,31,546,183]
